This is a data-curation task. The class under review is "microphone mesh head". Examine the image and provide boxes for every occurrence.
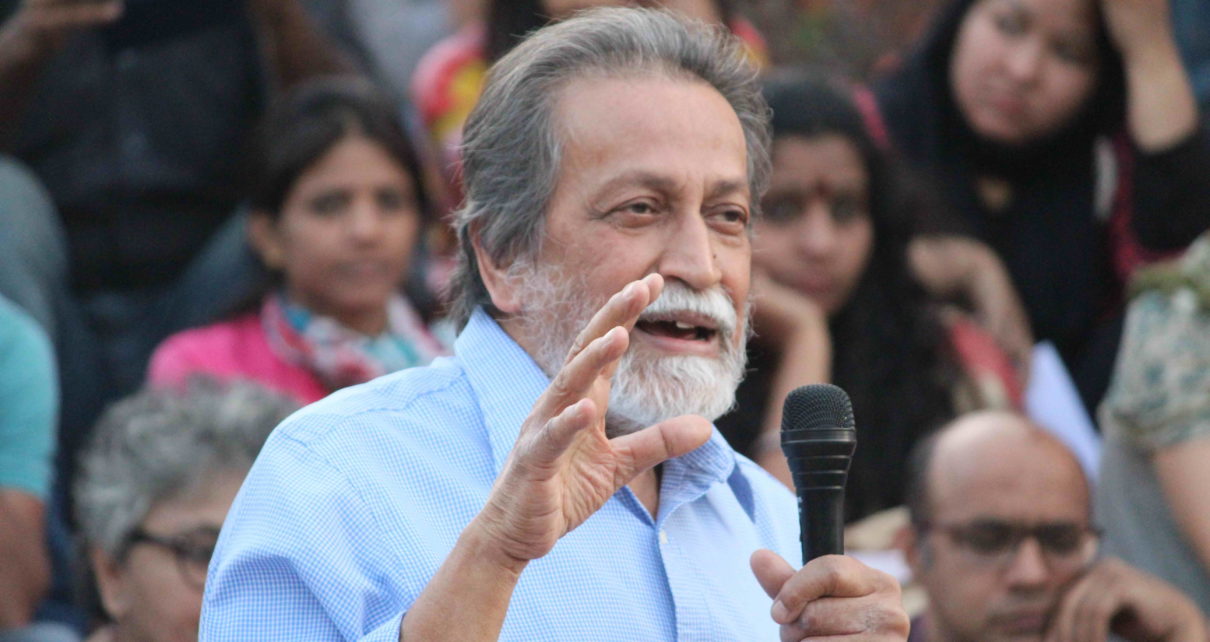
[781,384,855,433]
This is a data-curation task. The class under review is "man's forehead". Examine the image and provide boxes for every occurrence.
[549,74,750,189]
[927,414,1089,520]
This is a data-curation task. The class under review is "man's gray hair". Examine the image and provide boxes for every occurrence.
[447,7,772,326]
[75,378,298,557]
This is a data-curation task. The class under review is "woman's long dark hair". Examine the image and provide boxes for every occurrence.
[763,72,958,520]
[486,0,739,62]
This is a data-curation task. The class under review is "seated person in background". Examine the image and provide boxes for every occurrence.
[147,77,446,405]
[900,410,1208,642]
[73,378,297,642]
[872,0,1210,414]
[0,295,65,640]
[717,73,1021,521]
[1096,231,1210,614]
[202,9,908,640]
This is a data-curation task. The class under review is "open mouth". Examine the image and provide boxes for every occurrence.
[634,314,719,343]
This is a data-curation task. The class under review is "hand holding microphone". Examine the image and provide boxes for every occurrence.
[751,384,909,639]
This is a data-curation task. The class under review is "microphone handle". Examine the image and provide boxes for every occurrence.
[799,485,844,564]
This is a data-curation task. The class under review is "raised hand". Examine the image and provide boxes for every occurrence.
[474,272,714,566]
[8,0,122,50]
[751,550,910,642]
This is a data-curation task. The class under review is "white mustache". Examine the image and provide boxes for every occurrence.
[638,282,737,343]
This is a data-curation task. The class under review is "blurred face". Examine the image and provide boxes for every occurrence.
[493,75,752,432]
[92,473,244,642]
[908,423,1096,642]
[950,0,1100,146]
[756,135,873,316]
[250,136,422,335]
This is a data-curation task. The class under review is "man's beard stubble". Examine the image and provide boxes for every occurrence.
[511,263,749,437]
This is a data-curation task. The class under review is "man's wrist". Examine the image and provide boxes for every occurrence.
[462,515,530,579]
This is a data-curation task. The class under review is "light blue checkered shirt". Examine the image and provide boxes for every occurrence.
[201,308,800,641]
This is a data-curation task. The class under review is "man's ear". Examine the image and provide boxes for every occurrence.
[90,546,130,621]
[896,523,928,574]
[470,229,523,315]
[247,210,285,270]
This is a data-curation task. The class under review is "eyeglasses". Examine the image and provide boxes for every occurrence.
[124,526,221,590]
[918,519,1100,569]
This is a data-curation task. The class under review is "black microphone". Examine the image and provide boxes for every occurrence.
[780,384,857,564]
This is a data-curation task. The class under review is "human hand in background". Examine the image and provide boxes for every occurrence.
[909,235,1033,386]
[1045,557,1208,642]
[7,0,121,51]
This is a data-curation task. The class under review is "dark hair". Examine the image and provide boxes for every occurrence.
[249,76,431,220]
[903,428,944,526]
[762,71,956,520]
[485,0,739,62]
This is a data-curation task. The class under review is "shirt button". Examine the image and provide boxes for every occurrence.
[658,529,668,545]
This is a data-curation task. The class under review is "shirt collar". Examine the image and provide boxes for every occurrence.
[455,307,754,519]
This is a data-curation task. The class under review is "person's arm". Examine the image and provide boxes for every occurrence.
[1045,557,1208,642]
[1152,438,1210,576]
[400,274,714,640]
[0,0,121,148]
[909,235,1033,382]
[0,491,48,627]
[0,299,57,627]
[1103,0,1198,152]
[245,0,357,91]
[748,274,831,487]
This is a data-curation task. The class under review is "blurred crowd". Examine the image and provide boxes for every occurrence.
[0,0,1208,639]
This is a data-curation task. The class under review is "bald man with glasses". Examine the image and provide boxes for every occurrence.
[898,411,1207,642]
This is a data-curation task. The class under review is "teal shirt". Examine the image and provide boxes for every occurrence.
[0,295,57,498]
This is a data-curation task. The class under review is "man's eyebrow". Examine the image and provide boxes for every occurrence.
[591,172,749,200]
[705,178,749,201]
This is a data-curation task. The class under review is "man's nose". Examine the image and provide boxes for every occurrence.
[1002,537,1051,587]
[660,212,722,291]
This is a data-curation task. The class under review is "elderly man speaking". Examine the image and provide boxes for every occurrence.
[200,8,908,641]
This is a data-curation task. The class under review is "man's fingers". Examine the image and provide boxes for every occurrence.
[772,555,899,625]
[750,549,795,601]
[609,414,711,478]
[529,398,599,463]
[32,2,123,30]
[567,273,663,363]
[1046,565,1114,642]
[535,325,629,421]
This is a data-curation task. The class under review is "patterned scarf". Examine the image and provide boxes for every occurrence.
[261,292,446,391]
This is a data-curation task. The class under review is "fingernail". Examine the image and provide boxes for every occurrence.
[771,599,788,623]
[621,282,636,298]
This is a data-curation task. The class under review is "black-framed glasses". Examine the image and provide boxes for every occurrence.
[124,526,221,590]
[918,519,1100,568]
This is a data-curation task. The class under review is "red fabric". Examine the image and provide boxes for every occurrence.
[947,315,1024,408]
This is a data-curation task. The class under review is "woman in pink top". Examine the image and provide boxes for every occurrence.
[148,78,446,404]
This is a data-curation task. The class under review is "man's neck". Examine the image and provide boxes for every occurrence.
[630,466,660,518]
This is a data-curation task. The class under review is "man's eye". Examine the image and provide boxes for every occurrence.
[1037,525,1083,554]
[622,201,657,215]
[959,524,1015,554]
